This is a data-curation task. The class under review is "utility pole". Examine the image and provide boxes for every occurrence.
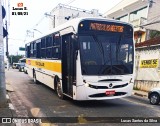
[5,20,9,70]
[0,0,7,107]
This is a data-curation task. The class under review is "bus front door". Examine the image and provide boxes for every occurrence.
[62,34,76,97]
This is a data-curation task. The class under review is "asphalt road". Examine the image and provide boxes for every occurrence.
[5,69,160,126]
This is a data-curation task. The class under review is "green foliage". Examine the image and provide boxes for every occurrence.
[150,30,160,39]
[133,87,140,91]
[9,55,23,64]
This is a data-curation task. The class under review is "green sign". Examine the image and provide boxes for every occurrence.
[19,47,25,51]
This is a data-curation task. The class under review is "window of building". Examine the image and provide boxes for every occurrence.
[116,15,128,22]
[130,6,147,21]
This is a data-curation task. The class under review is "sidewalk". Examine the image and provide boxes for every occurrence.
[0,80,17,125]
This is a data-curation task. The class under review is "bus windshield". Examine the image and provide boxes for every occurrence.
[79,33,134,75]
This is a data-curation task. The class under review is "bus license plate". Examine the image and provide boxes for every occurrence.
[106,90,115,95]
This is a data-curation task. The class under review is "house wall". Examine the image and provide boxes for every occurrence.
[135,45,160,91]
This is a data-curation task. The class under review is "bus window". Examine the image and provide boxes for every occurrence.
[36,42,41,58]
[46,35,52,47]
[26,45,30,58]
[41,38,46,58]
[30,42,34,57]
[52,34,61,59]
[33,42,36,57]
[46,35,53,59]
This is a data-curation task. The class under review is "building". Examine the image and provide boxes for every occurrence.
[103,0,150,43]
[143,0,160,31]
[49,3,102,29]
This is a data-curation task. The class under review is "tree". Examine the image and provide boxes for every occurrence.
[150,30,160,39]
[9,55,23,65]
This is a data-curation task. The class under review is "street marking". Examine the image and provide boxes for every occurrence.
[77,114,106,123]
[40,123,57,126]
[30,108,40,117]
[16,123,22,126]
[6,94,9,99]
[9,103,15,110]
[78,114,88,123]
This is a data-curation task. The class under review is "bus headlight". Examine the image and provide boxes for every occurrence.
[83,80,90,87]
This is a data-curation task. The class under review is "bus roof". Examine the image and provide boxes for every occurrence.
[26,17,133,44]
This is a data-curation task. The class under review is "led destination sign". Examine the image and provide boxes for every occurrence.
[90,23,124,32]
[78,20,130,33]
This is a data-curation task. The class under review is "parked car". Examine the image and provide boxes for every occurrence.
[148,88,160,105]
[23,66,28,74]
[18,63,25,72]
[12,63,20,69]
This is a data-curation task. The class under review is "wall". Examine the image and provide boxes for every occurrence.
[134,37,160,91]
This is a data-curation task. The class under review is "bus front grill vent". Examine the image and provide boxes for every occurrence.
[89,92,127,98]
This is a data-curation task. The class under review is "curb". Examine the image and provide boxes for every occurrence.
[134,92,147,97]
[132,91,148,98]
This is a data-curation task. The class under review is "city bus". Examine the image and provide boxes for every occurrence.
[25,17,135,100]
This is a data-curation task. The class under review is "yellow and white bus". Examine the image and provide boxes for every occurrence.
[25,17,135,100]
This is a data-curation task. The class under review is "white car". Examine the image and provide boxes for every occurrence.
[148,88,160,105]
[23,66,28,74]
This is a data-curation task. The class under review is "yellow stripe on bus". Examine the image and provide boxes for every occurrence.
[26,59,61,73]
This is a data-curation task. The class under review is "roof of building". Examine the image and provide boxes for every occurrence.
[135,36,160,48]
[103,0,148,18]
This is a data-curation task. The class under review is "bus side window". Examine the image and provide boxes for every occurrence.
[46,35,53,59]
[26,45,30,58]
[33,42,36,58]
[30,42,34,57]
[36,42,41,58]
[52,34,61,59]
[41,38,46,58]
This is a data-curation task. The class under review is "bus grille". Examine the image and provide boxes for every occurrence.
[89,83,128,89]
[89,92,127,98]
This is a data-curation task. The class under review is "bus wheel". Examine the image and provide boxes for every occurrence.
[33,72,38,84]
[56,80,64,99]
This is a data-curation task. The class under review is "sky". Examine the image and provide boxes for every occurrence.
[4,0,122,55]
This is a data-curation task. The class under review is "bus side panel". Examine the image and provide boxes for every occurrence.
[27,66,33,79]
[26,59,62,90]
[36,70,54,89]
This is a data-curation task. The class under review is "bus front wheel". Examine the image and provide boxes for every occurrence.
[56,80,64,99]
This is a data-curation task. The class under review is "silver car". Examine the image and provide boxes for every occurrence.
[148,88,160,105]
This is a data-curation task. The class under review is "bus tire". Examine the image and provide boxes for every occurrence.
[56,79,64,99]
[33,72,38,84]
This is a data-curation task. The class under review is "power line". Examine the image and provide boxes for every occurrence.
[8,37,25,42]
[65,0,76,5]
[32,16,45,29]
